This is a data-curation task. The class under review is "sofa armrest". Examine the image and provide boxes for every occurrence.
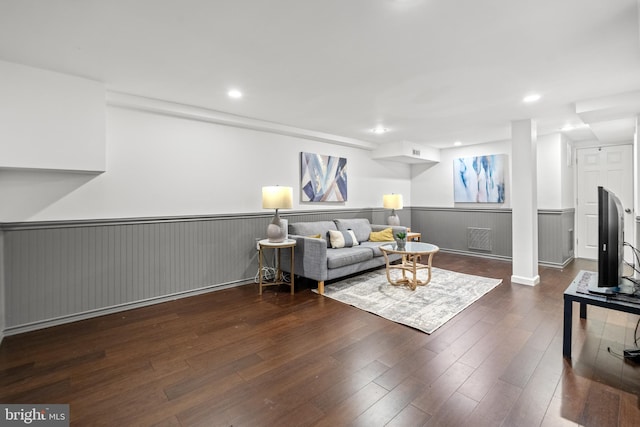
[279,234,328,282]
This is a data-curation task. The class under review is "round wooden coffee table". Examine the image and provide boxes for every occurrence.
[379,242,440,290]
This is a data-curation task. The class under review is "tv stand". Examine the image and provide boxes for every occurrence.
[583,270,619,295]
[563,271,640,359]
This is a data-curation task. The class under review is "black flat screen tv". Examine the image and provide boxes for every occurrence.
[591,186,624,294]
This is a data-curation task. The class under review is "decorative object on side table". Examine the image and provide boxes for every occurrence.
[262,185,293,243]
[396,231,407,251]
[383,193,403,226]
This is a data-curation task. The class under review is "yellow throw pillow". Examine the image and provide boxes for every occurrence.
[369,228,394,242]
[308,234,322,238]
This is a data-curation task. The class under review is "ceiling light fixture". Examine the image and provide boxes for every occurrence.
[523,93,541,103]
[454,141,462,146]
[372,126,388,134]
[228,89,243,99]
[561,123,589,132]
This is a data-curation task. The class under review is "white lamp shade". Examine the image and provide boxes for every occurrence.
[262,186,293,209]
[383,194,403,210]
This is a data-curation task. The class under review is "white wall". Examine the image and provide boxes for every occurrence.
[411,140,512,207]
[537,134,562,209]
[0,60,574,221]
[0,104,411,222]
[560,134,575,209]
[411,134,573,211]
[0,60,106,172]
[536,133,574,210]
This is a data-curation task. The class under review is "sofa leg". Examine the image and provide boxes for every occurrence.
[318,281,325,295]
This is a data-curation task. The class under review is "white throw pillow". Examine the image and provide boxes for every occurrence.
[327,229,359,248]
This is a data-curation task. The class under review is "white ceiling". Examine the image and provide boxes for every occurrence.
[1,0,640,149]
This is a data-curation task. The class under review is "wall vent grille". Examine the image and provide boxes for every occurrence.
[468,227,492,251]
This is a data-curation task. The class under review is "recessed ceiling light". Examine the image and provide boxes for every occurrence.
[561,123,589,132]
[228,89,243,99]
[372,126,388,134]
[523,93,541,103]
[454,141,462,146]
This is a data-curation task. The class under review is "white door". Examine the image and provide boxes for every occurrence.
[576,145,633,261]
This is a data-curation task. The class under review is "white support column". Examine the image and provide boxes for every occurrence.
[511,119,540,286]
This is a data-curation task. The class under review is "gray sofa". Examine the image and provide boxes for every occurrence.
[280,218,406,294]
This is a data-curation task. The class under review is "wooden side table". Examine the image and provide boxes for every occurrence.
[407,231,421,241]
[258,239,296,295]
[406,227,421,241]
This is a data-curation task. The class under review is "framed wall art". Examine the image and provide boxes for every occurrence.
[453,154,506,203]
[300,152,347,202]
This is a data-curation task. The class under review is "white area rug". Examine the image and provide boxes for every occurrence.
[314,267,502,334]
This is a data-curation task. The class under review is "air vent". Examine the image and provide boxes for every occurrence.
[468,227,492,251]
[412,149,421,156]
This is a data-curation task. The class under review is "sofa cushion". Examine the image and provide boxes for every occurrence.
[327,229,359,248]
[326,247,373,269]
[334,218,372,242]
[289,221,337,247]
[369,227,395,242]
[359,241,392,257]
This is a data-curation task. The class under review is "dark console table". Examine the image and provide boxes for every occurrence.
[563,271,640,359]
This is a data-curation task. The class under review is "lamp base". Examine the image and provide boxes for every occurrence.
[267,214,288,242]
[267,224,286,242]
[387,215,400,226]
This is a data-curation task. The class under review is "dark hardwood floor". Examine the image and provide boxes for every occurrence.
[2,252,640,426]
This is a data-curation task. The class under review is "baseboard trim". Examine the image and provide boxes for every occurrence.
[2,278,254,337]
[511,274,541,286]
[539,257,574,269]
[439,249,573,270]
[439,248,512,263]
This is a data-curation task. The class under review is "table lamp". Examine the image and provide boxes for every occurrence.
[383,193,403,226]
[262,186,293,242]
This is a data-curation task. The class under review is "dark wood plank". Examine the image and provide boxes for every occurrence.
[0,253,639,426]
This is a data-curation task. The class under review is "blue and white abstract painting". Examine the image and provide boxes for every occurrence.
[453,155,506,203]
[301,152,347,202]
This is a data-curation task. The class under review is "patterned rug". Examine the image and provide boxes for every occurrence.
[314,267,502,334]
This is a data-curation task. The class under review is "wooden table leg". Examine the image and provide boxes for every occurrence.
[259,246,264,295]
[290,246,295,295]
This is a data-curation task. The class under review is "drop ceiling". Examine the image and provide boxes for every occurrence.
[1,0,639,149]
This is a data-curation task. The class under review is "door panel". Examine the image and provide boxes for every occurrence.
[576,145,633,261]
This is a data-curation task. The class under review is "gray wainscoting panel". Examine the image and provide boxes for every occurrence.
[2,214,272,332]
[538,209,575,267]
[283,208,374,225]
[410,207,513,258]
[1,207,573,333]
[410,207,575,267]
[2,208,397,333]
